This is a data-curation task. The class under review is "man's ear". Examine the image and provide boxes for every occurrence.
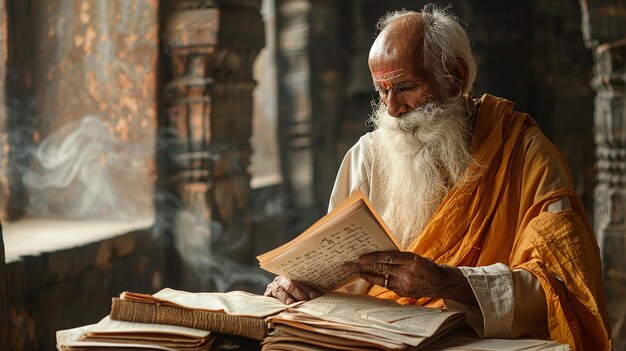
[447,57,469,97]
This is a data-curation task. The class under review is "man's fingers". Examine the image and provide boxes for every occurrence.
[359,272,390,289]
[278,277,310,302]
[359,251,415,264]
[293,281,323,300]
[272,285,295,304]
[358,252,430,273]
[342,262,359,273]
[264,276,324,303]
[294,281,321,299]
[264,276,280,297]
[265,276,296,303]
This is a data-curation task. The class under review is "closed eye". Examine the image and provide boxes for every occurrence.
[374,82,420,94]
[393,82,419,92]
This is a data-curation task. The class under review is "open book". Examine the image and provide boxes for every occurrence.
[257,190,401,291]
[110,288,297,340]
[106,288,467,350]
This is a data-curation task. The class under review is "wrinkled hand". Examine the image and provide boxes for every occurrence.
[342,251,476,305]
[264,276,323,304]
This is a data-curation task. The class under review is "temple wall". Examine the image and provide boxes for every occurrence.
[4,0,157,221]
[6,228,164,349]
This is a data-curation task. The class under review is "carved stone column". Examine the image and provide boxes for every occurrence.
[579,0,626,346]
[161,0,264,291]
[276,0,348,231]
[308,0,345,215]
[0,0,7,223]
[275,0,316,232]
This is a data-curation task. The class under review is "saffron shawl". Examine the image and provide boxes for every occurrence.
[368,94,611,350]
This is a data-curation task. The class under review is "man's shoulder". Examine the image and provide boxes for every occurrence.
[519,124,564,160]
[345,132,376,157]
[357,131,375,146]
[477,93,516,115]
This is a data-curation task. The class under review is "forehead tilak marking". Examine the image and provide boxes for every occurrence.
[372,67,405,82]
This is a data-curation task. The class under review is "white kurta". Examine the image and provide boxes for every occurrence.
[328,133,566,338]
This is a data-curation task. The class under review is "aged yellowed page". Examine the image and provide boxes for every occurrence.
[258,194,400,291]
[293,291,400,317]
[134,288,298,317]
[428,337,569,351]
[359,305,464,337]
[359,305,440,322]
[266,292,469,349]
[85,316,210,338]
[269,312,425,347]
[59,316,214,351]
[60,340,182,351]
[56,324,92,350]
[266,324,406,350]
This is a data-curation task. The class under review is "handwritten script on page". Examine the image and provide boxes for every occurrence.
[260,201,399,291]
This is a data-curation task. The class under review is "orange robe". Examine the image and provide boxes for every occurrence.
[367,94,611,350]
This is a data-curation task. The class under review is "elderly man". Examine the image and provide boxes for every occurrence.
[265,5,611,350]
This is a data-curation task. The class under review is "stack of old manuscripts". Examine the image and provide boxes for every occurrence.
[57,287,567,351]
[56,288,292,351]
[56,316,215,351]
[62,287,467,351]
[111,288,467,350]
[262,292,465,350]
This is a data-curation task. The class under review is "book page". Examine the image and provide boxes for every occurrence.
[358,305,465,336]
[270,314,423,348]
[289,292,462,338]
[150,288,298,317]
[294,292,399,318]
[85,316,210,338]
[56,325,93,347]
[359,305,441,322]
[60,340,181,351]
[380,311,464,337]
[57,323,185,351]
[260,207,399,291]
[429,337,569,351]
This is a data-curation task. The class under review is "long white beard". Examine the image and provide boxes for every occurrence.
[369,98,474,249]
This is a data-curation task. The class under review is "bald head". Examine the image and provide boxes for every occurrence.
[369,13,428,83]
[369,13,426,65]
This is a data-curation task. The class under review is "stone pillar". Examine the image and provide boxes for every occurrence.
[0,0,6,334]
[161,0,264,291]
[275,0,316,231]
[307,0,346,213]
[579,0,626,347]
[276,0,348,230]
[0,0,7,223]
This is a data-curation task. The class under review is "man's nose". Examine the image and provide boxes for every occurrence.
[386,91,408,117]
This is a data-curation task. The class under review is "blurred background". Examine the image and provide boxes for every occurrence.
[0,0,624,349]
